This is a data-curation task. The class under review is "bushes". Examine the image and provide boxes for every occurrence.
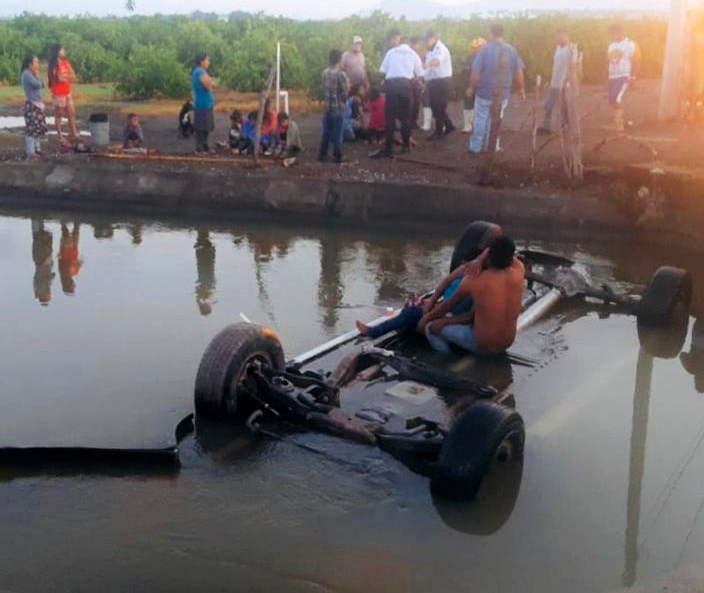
[0,13,669,99]
[115,45,190,99]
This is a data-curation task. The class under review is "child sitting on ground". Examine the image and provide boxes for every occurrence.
[238,111,258,155]
[275,112,304,167]
[365,86,386,145]
[260,99,278,156]
[123,113,145,151]
[228,109,243,150]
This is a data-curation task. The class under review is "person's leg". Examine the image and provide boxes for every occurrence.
[542,87,557,130]
[34,137,42,154]
[438,324,483,354]
[66,96,78,139]
[384,88,397,155]
[25,135,36,158]
[425,324,452,353]
[54,105,64,144]
[495,99,508,151]
[560,91,569,129]
[318,111,331,160]
[428,80,441,135]
[440,78,454,133]
[398,86,412,150]
[469,97,491,153]
[364,305,424,339]
[332,113,344,162]
[203,131,210,152]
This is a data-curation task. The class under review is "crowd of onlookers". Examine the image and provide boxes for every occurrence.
[17,23,641,166]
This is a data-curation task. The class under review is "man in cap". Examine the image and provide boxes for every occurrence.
[373,31,425,158]
[341,35,369,90]
[424,30,455,139]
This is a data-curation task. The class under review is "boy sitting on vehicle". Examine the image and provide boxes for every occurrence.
[418,236,525,355]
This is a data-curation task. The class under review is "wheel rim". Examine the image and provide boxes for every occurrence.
[226,351,272,415]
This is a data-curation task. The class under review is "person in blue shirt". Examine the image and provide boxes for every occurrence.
[191,53,215,153]
[467,24,526,153]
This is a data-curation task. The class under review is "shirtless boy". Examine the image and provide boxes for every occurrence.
[418,235,524,355]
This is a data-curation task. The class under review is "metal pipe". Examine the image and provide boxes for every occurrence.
[276,42,281,113]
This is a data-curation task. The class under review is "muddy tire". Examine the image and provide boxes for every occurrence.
[194,323,285,419]
[432,401,525,499]
[449,221,502,273]
[637,266,692,327]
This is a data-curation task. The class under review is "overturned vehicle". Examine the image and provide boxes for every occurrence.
[194,222,693,499]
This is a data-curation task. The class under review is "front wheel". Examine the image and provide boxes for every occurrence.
[194,323,285,419]
[431,401,525,499]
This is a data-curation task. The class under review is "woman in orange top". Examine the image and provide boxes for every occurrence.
[48,44,79,144]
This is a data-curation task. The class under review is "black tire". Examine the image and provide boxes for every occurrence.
[432,401,525,499]
[637,266,692,328]
[194,323,285,419]
[449,221,502,273]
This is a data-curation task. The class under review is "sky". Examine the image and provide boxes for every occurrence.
[0,0,669,19]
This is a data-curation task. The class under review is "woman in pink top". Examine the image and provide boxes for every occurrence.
[48,44,78,144]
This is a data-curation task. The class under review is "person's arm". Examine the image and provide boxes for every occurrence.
[379,51,389,75]
[414,53,425,79]
[515,68,526,99]
[417,279,474,332]
[199,72,214,90]
[424,264,467,312]
[428,310,475,333]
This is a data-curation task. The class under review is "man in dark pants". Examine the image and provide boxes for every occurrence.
[373,33,425,158]
[424,30,455,139]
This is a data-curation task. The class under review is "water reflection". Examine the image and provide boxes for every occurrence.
[680,316,704,393]
[31,219,54,305]
[318,235,344,329]
[194,229,216,316]
[58,222,81,295]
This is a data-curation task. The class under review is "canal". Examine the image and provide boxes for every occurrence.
[1,207,703,593]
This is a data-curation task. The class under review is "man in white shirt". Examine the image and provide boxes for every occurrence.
[607,25,640,132]
[374,31,425,158]
[424,31,455,139]
[538,30,572,134]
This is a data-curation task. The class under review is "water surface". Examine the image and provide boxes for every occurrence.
[1,207,703,593]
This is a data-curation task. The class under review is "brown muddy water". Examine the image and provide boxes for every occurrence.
[1,207,704,593]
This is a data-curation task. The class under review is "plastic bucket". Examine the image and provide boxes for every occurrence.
[88,113,110,146]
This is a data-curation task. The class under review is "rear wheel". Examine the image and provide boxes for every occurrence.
[637,267,691,358]
[637,266,692,327]
[432,401,525,499]
[194,323,285,419]
[449,221,502,273]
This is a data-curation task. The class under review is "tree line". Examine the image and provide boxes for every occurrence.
[0,12,667,100]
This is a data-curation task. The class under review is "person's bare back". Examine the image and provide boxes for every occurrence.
[463,256,525,353]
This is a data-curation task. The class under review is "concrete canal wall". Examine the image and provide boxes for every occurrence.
[0,160,700,244]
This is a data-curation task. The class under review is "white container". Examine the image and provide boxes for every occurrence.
[89,121,110,146]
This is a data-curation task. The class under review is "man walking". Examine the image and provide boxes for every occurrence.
[468,24,525,153]
[607,25,639,132]
[373,32,425,158]
[424,30,455,139]
[341,36,368,90]
[318,50,349,164]
[538,30,572,135]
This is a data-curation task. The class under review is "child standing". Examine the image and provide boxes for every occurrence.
[365,85,386,144]
[123,113,144,149]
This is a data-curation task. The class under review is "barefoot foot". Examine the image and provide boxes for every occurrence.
[355,321,369,336]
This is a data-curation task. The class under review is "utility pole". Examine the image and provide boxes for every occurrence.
[658,0,689,120]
